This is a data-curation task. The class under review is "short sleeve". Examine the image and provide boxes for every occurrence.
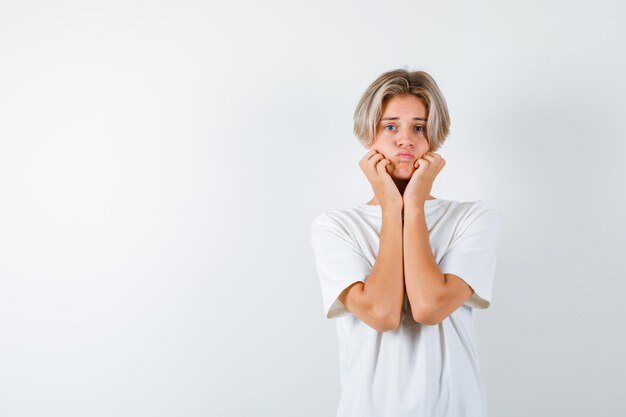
[438,204,503,309]
[310,214,372,319]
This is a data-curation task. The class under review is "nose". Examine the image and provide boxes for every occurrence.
[396,127,415,148]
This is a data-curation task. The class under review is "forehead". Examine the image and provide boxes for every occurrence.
[381,94,427,117]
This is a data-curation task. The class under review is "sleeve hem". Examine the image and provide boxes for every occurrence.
[324,279,365,319]
[442,269,492,309]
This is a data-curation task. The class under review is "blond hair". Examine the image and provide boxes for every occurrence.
[353,68,450,151]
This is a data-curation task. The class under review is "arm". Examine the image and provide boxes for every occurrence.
[401,151,473,325]
[403,206,473,325]
[339,207,404,332]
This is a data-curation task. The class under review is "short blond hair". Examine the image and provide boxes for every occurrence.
[353,68,451,151]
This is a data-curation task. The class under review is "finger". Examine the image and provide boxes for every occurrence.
[376,158,391,176]
[430,153,443,166]
[435,158,446,175]
[367,153,384,168]
[359,153,384,169]
[415,158,429,170]
[366,150,386,163]
[424,151,443,160]
[360,154,385,178]
[433,154,445,171]
[422,153,444,173]
[360,148,378,163]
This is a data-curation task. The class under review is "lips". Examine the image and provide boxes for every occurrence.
[397,152,414,160]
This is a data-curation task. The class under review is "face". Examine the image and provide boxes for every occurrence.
[369,94,430,181]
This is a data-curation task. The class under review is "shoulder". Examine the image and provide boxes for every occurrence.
[310,207,369,255]
[437,199,503,233]
[442,198,502,220]
[311,209,343,231]
[454,200,503,234]
[310,206,365,232]
[468,200,503,225]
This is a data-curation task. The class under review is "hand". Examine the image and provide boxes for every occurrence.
[403,152,446,209]
[359,149,403,211]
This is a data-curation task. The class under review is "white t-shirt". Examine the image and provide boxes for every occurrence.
[310,198,503,417]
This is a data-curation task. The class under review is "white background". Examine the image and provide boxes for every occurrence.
[1,1,625,416]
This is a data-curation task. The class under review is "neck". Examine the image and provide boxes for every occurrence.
[393,178,410,195]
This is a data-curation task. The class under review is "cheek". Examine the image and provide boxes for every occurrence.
[371,144,390,158]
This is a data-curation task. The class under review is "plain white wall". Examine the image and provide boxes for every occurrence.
[1,1,625,416]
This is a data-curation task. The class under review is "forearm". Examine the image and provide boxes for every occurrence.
[403,206,446,313]
[362,207,405,323]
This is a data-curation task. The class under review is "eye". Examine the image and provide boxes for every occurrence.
[384,125,396,131]
[414,125,426,132]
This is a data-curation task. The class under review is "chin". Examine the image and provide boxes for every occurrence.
[391,166,414,179]
[391,171,413,181]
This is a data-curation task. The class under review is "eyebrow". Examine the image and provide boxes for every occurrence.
[381,117,427,121]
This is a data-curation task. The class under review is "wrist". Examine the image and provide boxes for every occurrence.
[381,205,403,216]
[403,200,425,212]
[403,204,426,219]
